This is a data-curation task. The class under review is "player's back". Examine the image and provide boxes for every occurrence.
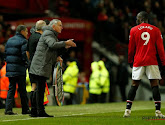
[129,23,162,67]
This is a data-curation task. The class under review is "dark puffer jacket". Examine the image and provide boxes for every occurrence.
[5,32,27,77]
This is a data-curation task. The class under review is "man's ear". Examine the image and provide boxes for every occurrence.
[52,24,56,29]
[20,30,24,35]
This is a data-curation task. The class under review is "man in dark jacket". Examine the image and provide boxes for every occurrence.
[29,19,76,117]
[5,25,30,115]
[26,20,46,117]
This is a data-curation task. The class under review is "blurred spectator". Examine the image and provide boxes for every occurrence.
[116,55,128,101]
[98,60,110,103]
[0,15,6,29]
[89,60,110,103]
[119,22,130,44]
[0,63,9,108]
[63,60,79,105]
[97,8,108,21]
[68,0,81,18]
[66,50,80,70]
[106,1,115,16]
[100,55,115,102]
[153,1,162,21]
[78,72,89,90]
[106,16,119,39]
[76,72,89,104]
[0,44,5,68]
[91,0,100,7]
[4,28,13,43]
[80,0,96,22]
[89,61,101,103]
[56,0,70,17]
[0,29,5,44]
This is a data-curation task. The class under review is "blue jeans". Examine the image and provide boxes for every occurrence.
[5,76,29,112]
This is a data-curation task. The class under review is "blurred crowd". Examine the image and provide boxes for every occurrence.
[1,0,165,67]
[52,0,165,53]
[0,15,15,69]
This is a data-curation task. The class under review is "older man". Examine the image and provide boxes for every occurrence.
[29,19,76,117]
[26,20,46,117]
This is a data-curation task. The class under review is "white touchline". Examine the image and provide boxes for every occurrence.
[2,107,155,122]
[3,117,46,122]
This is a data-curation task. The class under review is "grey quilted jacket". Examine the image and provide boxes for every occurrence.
[29,26,66,78]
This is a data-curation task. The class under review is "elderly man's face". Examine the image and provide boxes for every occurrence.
[53,21,63,33]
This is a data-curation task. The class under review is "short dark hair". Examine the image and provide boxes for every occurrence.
[16,25,26,33]
[138,11,148,22]
[44,19,50,25]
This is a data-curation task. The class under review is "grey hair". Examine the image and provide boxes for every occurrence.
[49,19,61,27]
[35,20,46,31]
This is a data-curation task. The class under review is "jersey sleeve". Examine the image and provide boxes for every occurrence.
[156,29,165,66]
[128,28,136,64]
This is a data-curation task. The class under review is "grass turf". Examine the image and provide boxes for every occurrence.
[0,101,165,125]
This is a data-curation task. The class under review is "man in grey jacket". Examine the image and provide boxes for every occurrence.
[29,19,76,117]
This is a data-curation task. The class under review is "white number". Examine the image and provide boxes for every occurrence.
[141,32,150,45]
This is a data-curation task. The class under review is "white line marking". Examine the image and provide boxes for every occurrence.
[2,107,156,122]
[3,117,46,122]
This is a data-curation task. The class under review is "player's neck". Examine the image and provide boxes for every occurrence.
[141,21,148,24]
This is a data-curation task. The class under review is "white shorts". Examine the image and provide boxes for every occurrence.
[132,65,161,80]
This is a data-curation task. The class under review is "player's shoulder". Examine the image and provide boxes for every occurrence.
[146,23,160,31]
[131,23,160,32]
[130,25,139,33]
[130,25,138,30]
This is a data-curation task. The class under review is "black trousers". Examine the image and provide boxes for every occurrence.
[5,76,29,112]
[119,85,126,101]
[34,75,46,114]
[89,94,99,103]
[99,93,107,103]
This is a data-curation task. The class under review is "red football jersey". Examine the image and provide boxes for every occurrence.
[128,23,165,67]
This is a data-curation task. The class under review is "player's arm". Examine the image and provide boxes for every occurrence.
[128,28,136,67]
[156,29,165,66]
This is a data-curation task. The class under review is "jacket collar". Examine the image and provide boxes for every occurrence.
[16,32,26,39]
[42,26,58,36]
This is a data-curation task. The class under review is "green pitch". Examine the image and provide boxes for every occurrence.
[0,101,165,125]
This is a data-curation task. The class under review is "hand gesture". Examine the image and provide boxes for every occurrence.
[65,39,76,48]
